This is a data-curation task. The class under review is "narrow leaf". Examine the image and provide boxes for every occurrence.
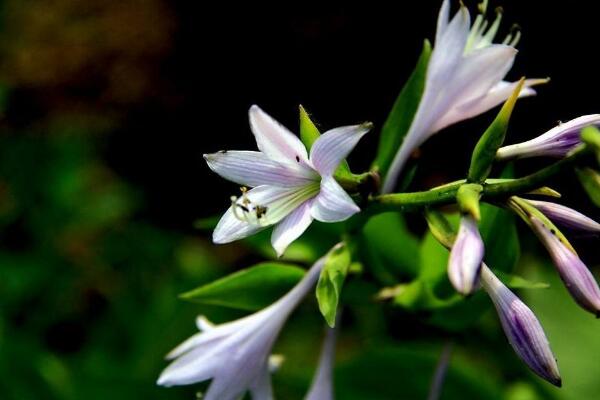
[373,40,431,178]
[180,263,305,310]
[424,208,456,249]
[468,78,524,183]
[576,167,600,207]
[316,243,352,327]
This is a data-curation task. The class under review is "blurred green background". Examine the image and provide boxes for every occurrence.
[0,0,599,399]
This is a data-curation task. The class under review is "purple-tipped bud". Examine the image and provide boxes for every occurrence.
[448,215,484,295]
[527,200,600,233]
[481,265,562,386]
[531,217,600,316]
[496,114,600,160]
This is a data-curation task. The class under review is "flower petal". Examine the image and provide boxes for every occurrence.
[204,151,317,188]
[435,0,451,45]
[249,105,309,165]
[305,325,337,400]
[271,200,314,257]
[481,264,562,386]
[448,216,484,295]
[249,366,275,400]
[436,79,540,132]
[311,176,360,222]
[213,184,320,244]
[309,123,371,176]
[526,200,600,233]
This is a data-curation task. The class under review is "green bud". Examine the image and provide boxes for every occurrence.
[457,183,483,220]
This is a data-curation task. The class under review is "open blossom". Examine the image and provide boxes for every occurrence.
[157,255,326,399]
[530,217,600,316]
[448,215,484,295]
[205,105,370,256]
[480,264,562,386]
[305,323,339,400]
[382,0,543,193]
[525,199,600,233]
[496,114,600,160]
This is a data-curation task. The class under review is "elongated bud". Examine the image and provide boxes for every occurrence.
[526,200,600,233]
[448,215,484,295]
[530,217,600,316]
[496,114,600,160]
[481,265,562,386]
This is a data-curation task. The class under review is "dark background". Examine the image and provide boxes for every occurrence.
[0,0,599,399]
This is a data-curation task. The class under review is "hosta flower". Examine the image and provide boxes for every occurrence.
[205,105,370,256]
[496,114,600,160]
[382,0,543,193]
[529,217,600,316]
[480,264,562,386]
[525,199,600,233]
[157,255,326,399]
[448,215,484,295]
[305,324,338,400]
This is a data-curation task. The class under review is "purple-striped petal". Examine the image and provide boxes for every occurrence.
[497,114,600,160]
[310,123,371,176]
[271,200,314,257]
[448,215,484,295]
[481,265,561,386]
[204,150,318,188]
[527,200,600,233]
[249,105,310,165]
[531,217,600,316]
[311,176,360,223]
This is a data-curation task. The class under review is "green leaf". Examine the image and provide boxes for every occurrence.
[467,78,524,183]
[180,262,305,310]
[424,208,456,249]
[299,104,321,150]
[576,167,600,207]
[494,270,550,290]
[479,202,520,272]
[360,212,420,281]
[316,243,352,327]
[373,40,431,178]
[299,105,352,177]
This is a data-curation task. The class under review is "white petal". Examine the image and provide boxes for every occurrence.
[435,0,451,45]
[212,206,266,244]
[212,184,320,244]
[305,325,337,400]
[158,344,220,387]
[309,124,371,176]
[271,200,314,257]
[433,78,540,132]
[204,151,317,188]
[311,176,359,223]
[249,105,309,165]
[249,366,275,400]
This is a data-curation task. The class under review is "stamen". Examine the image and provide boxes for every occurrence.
[481,7,503,46]
[230,188,269,225]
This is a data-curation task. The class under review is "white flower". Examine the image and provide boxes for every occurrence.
[205,105,370,256]
[157,255,327,399]
[382,0,544,193]
[496,114,600,160]
[305,324,338,400]
[448,215,484,295]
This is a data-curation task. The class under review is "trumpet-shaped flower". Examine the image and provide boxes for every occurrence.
[480,264,562,386]
[496,114,600,160]
[525,199,600,233]
[382,0,542,193]
[157,255,326,399]
[305,324,338,400]
[530,217,600,316]
[205,105,370,256]
[448,215,484,295]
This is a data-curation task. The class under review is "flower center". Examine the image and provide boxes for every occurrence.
[231,187,270,226]
[464,2,520,54]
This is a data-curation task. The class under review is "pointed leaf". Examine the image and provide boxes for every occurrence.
[180,262,305,310]
[468,78,524,183]
[373,40,431,178]
[316,242,352,327]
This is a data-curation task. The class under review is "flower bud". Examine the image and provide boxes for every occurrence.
[526,200,600,233]
[448,215,484,295]
[481,265,561,386]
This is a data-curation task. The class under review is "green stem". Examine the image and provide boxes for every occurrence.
[370,147,590,213]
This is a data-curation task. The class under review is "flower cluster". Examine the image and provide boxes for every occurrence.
[158,0,600,397]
